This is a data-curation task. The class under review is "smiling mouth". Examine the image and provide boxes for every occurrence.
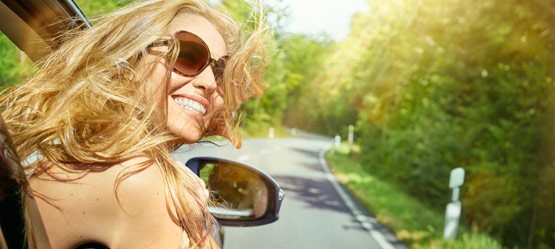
[175,97,207,115]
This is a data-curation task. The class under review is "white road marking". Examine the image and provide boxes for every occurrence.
[319,144,396,249]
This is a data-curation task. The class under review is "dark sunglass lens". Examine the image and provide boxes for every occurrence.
[212,56,229,81]
[175,41,208,75]
[174,32,210,76]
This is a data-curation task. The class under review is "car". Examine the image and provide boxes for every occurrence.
[0,0,284,248]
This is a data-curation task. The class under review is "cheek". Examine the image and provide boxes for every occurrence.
[142,58,171,99]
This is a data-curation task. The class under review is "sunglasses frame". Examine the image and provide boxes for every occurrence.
[149,31,229,81]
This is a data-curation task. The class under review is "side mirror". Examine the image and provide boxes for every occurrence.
[186,157,284,227]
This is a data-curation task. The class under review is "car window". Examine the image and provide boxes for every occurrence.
[0,0,129,91]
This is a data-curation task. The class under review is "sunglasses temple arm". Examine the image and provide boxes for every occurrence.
[148,40,170,48]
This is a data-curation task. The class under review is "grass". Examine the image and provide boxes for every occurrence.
[326,143,503,249]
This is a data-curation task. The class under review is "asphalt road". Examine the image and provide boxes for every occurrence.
[173,133,407,249]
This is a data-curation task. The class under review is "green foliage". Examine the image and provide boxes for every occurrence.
[0,33,36,89]
[0,33,22,88]
[220,0,253,24]
[74,0,133,18]
[432,233,504,249]
[280,34,335,131]
[327,145,503,249]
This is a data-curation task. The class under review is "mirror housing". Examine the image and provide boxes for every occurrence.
[186,157,284,227]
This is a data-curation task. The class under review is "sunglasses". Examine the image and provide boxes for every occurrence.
[150,31,229,83]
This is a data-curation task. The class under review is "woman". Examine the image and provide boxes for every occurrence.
[0,0,267,248]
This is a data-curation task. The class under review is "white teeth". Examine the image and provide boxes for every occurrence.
[175,98,206,115]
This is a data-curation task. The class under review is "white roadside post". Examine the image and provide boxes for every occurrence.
[444,167,465,240]
[268,127,275,139]
[334,134,341,148]
[348,125,354,150]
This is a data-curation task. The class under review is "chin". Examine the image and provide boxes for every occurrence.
[181,135,203,144]
[167,123,204,144]
[166,107,211,143]
[171,128,203,143]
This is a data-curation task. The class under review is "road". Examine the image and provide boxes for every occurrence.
[173,133,406,249]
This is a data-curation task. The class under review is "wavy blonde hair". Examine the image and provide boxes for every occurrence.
[0,0,268,248]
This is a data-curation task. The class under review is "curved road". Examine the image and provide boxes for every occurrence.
[173,134,407,249]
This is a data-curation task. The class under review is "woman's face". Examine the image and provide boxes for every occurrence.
[155,13,227,143]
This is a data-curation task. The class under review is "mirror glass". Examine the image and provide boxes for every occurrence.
[199,161,269,220]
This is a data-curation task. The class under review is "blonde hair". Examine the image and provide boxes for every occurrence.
[0,0,267,248]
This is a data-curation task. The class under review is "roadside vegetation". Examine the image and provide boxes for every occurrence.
[279,0,555,248]
[326,143,503,249]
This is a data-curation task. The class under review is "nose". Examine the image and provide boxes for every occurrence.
[191,67,217,93]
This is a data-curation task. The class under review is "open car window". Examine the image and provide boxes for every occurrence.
[0,0,89,89]
[0,0,89,61]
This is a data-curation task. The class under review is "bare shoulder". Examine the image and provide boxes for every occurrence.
[29,157,185,248]
[115,156,169,209]
[110,156,186,248]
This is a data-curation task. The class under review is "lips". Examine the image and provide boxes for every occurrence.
[174,97,207,115]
